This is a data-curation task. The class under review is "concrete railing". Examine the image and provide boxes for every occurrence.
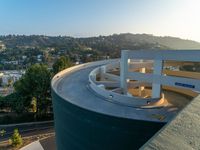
[88,61,160,107]
[120,50,200,99]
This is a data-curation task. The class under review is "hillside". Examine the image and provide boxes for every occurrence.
[0,33,200,51]
[120,33,200,49]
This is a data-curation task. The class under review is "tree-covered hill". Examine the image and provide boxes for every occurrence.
[0,33,200,51]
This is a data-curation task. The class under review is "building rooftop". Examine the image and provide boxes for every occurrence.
[52,59,192,123]
[141,95,200,150]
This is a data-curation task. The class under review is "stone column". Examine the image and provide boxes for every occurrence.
[152,59,163,98]
[120,51,129,94]
[139,67,145,97]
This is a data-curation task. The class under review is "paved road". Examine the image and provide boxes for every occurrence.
[40,136,56,150]
[0,121,54,142]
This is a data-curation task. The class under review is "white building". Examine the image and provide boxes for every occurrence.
[0,71,24,86]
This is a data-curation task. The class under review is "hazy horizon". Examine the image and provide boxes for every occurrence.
[1,0,200,42]
[1,33,200,43]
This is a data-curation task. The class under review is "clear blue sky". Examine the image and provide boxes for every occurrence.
[0,0,200,42]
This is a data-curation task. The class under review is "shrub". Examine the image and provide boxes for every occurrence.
[9,128,23,147]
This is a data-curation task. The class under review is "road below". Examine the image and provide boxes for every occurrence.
[0,121,54,142]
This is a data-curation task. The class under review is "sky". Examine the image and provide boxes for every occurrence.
[0,0,200,42]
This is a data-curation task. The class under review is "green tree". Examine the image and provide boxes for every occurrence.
[52,56,72,74]
[0,129,6,137]
[14,64,51,115]
[9,128,23,147]
[31,97,37,113]
[3,92,25,113]
[0,78,2,87]
[31,97,37,121]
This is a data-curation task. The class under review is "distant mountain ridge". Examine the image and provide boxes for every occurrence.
[0,33,200,50]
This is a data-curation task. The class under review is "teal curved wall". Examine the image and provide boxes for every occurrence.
[52,90,164,150]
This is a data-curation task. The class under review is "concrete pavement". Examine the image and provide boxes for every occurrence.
[19,136,56,150]
[140,95,200,150]
[20,141,44,150]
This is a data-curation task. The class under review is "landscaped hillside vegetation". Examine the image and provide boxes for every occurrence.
[1,33,200,51]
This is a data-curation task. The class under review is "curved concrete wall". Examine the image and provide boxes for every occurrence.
[89,63,160,107]
[52,90,164,150]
